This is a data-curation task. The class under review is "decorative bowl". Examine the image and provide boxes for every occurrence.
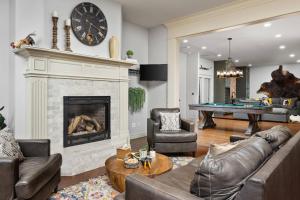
[124,157,139,169]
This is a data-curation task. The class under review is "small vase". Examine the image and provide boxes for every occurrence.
[109,36,119,59]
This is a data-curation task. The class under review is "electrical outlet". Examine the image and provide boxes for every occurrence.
[132,123,136,128]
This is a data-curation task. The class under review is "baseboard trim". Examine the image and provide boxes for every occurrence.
[130,132,146,139]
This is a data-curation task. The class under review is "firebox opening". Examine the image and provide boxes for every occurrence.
[63,96,111,147]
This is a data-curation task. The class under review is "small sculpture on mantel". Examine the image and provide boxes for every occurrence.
[10,32,36,49]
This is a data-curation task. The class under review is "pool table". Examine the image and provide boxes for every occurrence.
[189,103,272,135]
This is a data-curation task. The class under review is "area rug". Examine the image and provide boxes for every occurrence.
[49,156,194,200]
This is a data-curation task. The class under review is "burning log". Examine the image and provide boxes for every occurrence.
[68,115,103,135]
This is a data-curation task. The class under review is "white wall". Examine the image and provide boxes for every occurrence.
[122,21,149,139]
[179,53,187,118]
[6,0,122,136]
[0,0,12,127]
[147,25,168,114]
[186,52,214,119]
[250,64,300,98]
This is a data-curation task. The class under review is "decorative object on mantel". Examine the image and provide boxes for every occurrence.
[71,2,108,46]
[109,36,119,59]
[64,19,72,52]
[0,106,7,130]
[51,11,59,50]
[126,50,134,59]
[129,87,145,112]
[199,65,212,70]
[10,32,36,49]
[217,38,243,78]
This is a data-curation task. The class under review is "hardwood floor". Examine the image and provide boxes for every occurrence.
[58,118,300,189]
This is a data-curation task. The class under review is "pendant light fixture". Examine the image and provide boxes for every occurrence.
[217,38,243,78]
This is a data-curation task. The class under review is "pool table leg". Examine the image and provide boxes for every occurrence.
[199,111,216,129]
[246,114,260,135]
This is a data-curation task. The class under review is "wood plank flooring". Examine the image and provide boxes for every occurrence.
[59,118,300,189]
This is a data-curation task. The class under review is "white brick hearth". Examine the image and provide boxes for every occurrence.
[15,47,136,175]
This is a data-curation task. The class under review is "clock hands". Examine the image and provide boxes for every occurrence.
[85,19,105,38]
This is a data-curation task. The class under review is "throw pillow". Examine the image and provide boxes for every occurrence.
[281,97,297,109]
[0,129,24,160]
[208,141,240,156]
[160,112,181,131]
[190,137,272,199]
[255,125,291,150]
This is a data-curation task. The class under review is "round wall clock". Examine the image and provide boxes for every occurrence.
[70,2,108,46]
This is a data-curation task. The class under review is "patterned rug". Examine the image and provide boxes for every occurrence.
[49,156,194,200]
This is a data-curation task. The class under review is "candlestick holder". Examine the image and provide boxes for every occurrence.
[51,16,59,50]
[64,25,72,52]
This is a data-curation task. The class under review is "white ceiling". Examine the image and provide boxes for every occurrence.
[180,14,300,67]
[113,0,236,28]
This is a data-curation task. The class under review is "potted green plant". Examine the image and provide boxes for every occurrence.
[126,50,134,59]
[129,87,145,112]
[0,106,7,130]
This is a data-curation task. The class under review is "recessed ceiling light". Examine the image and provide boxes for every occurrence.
[264,22,272,27]
[186,46,191,49]
[275,34,282,38]
[248,64,252,67]
[279,45,286,50]
[217,54,222,57]
[290,54,295,58]
[235,59,239,63]
[201,46,207,50]
[183,39,188,43]
[297,60,300,63]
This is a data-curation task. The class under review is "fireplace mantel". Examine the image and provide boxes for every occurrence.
[14,47,137,66]
[14,47,135,175]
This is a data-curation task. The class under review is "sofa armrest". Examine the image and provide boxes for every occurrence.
[0,157,19,200]
[17,139,50,157]
[125,174,201,200]
[230,135,249,143]
[181,119,195,132]
[147,118,160,149]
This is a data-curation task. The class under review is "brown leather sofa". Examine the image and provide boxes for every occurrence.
[0,139,62,200]
[115,132,300,200]
[147,108,197,154]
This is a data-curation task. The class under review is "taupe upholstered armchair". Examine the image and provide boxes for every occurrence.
[147,108,197,155]
[0,139,62,200]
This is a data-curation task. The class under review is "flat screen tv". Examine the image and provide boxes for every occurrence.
[140,64,167,81]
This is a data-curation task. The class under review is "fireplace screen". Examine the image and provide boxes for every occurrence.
[63,96,111,147]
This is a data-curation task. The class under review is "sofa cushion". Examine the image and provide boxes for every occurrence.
[281,97,298,109]
[160,112,181,131]
[15,154,62,199]
[190,137,272,199]
[0,129,24,160]
[255,125,292,150]
[155,130,197,143]
[155,156,204,192]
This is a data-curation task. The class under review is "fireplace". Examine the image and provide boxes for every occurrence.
[63,96,111,147]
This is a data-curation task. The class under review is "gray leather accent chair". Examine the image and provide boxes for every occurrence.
[0,139,62,200]
[147,108,197,155]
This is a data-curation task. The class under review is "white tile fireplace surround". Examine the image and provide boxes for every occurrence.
[15,47,136,175]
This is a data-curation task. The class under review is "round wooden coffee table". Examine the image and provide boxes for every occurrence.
[105,153,173,192]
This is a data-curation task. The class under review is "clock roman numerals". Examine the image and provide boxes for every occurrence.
[98,31,104,38]
[100,26,106,30]
[90,6,93,13]
[75,8,82,16]
[75,26,82,31]
[99,18,106,23]
[73,18,81,23]
[83,6,87,13]
[81,32,87,40]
